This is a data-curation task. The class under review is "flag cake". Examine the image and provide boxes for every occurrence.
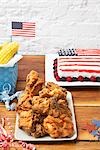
[53,49,100,82]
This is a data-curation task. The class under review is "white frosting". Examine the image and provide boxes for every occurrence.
[58,70,99,78]
[59,61,100,66]
[58,57,100,78]
[59,66,99,70]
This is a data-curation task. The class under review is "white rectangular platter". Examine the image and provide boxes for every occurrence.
[14,91,77,141]
[45,54,100,86]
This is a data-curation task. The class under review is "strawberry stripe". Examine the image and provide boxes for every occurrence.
[59,64,100,67]
[60,69,100,73]
[76,49,100,55]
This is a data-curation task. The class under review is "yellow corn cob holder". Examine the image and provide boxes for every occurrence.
[0,41,19,64]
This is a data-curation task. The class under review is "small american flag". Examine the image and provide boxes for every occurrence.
[12,22,35,37]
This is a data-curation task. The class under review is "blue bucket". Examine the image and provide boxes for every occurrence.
[0,63,18,94]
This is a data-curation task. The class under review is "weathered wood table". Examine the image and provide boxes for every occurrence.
[0,56,100,150]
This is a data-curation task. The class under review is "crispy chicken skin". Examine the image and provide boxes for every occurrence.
[26,70,39,84]
[32,96,51,114]
[18,110,33,134]
[31,123,47,138]
[25,71,44,96]
[39,82,67,100]
[39,87,67,99]
[43,115,74,138]
[31,112,47,137]
[29,78,44,96]
[17,92,32,113]
[48,98,71,118]
[43,97,73,138]
[17,70,44,112]
[46,82,67,93]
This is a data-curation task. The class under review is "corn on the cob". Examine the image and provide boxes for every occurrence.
[0,42,9,51]
[0,41,19,64]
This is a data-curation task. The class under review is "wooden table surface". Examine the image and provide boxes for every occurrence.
[0,55,100,150]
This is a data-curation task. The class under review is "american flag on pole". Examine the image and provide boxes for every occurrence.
[12,22,35,37]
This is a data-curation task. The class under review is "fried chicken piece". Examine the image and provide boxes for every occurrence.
[26,70,39,84]
[19,109,32,118]
[17,92,32,105]
[43,115,74,138]
[31,123,47,138]
[25,70,39,94]
[17,92,32,114]
[32,96,51,114]
[57,98,68,107]
[39,86,66,100]
[31,112,47,137]
[32,113,46,124]
[30,78,44,96]
[17,70,44,113]
[39,88,51,98]
[43,97,73,138]
[18,110,33,134]
[25,78,44,96]
[56,99,71,117]
[48,97,71,118]
[46,82,67,93]
[25,70,44,96]
[49,88,66,100]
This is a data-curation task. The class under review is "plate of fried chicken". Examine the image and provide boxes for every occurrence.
[15,70,77,141]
